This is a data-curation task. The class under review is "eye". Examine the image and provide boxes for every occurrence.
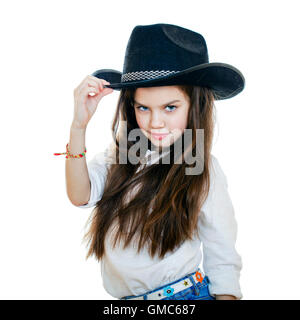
[165,105,177,112]
[136,106,148,111]
[136,105,177,112]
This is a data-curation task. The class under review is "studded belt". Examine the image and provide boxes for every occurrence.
[120,269,206,300]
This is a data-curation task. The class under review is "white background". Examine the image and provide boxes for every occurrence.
[0,0,299,300]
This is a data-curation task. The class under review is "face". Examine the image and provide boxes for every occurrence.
[133,86,190,150]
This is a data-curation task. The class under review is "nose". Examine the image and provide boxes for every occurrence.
[150,112,165,128]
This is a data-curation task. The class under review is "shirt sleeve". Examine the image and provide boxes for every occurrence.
[76,143,113,209]
[197,154,243,299]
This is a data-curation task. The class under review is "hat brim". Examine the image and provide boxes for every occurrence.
[91,62,245,100]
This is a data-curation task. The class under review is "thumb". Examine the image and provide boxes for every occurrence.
[95,87,113,103]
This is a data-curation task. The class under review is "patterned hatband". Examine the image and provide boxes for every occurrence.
[121,70,180,82]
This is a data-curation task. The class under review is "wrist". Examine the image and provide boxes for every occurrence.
[71,121,87,131]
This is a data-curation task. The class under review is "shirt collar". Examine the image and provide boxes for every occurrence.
[145,148,171,165]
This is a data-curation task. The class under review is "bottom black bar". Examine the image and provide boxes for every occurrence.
[0,300,295,319]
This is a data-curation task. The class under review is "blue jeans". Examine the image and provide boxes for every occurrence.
[120,269,216,300]
[160,275,215,300]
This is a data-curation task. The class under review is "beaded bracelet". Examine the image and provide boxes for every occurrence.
[54,143,86,159]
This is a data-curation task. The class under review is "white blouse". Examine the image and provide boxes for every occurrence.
[77,144,243,299]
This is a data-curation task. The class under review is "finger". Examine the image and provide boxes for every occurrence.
[86,75,104,89]
[88,76,111,91]
[83,86,99,97]
[75,76,110,94]
[87,80,101,91]
[76,75,100,92]
[80,79,105,96]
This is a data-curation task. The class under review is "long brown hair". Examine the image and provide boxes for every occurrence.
[83,85,216,261]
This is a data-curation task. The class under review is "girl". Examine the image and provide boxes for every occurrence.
[56,23,245,300]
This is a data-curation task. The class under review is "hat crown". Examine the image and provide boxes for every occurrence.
[122,24,209,82]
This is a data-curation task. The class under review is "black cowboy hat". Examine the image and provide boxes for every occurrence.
[91,23,245,100]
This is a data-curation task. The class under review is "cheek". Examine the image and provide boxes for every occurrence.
[169,114,188,131]
[135,113,145,129]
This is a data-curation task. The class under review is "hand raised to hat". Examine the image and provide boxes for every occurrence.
[72,75,113,130]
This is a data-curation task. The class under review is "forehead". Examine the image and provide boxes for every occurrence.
[134,86,186,103]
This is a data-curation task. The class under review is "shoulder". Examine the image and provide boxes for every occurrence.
[200,154,229,210]
[198,154,231,224]
[209,154,228,189]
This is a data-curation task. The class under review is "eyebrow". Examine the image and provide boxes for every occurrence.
[133,99,181,108]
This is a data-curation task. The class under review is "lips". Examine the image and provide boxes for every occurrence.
[150,132,169,140]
